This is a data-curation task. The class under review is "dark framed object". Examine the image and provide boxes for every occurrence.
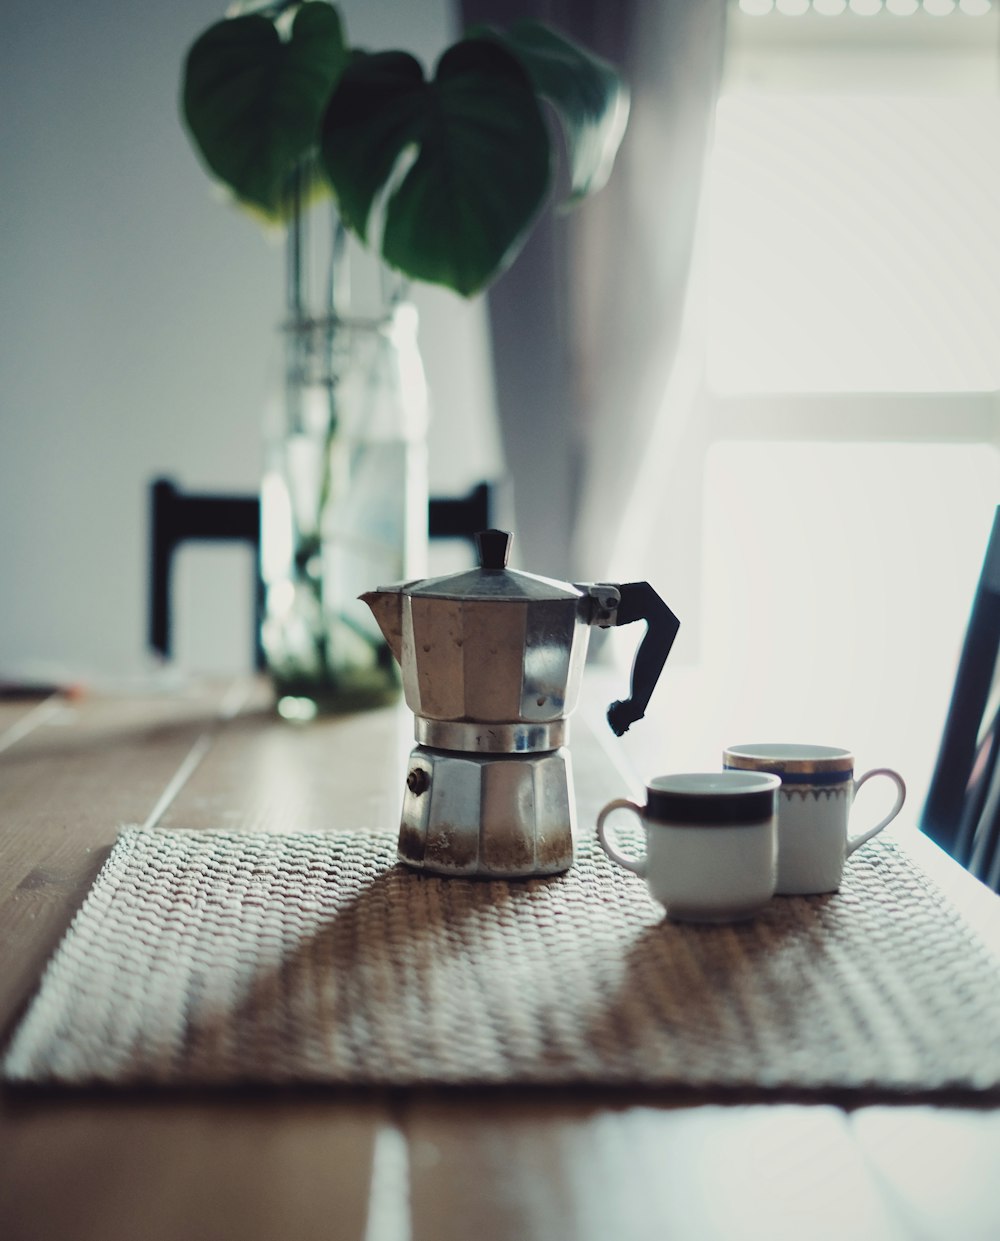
[920,505,1000,891]
[148,477,496,670]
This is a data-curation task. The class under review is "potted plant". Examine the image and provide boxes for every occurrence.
[181,0,629,712]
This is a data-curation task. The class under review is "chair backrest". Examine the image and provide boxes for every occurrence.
[920,505,1000,891]
[149,479,264,666]
[148,477,496,669]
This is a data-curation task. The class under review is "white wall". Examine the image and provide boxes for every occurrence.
[0,0,501,686]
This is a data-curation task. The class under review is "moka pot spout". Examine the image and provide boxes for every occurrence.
[359,587,404,665]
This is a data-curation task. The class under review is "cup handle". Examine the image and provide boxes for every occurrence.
[845,768,907,856]
[596,799,648,876]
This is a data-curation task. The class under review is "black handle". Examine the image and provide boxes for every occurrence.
[606,582,680,737]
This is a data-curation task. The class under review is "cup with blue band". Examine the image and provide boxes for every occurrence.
[722,744,906,895]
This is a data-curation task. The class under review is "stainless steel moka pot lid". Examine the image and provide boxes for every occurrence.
[400,528,585,601]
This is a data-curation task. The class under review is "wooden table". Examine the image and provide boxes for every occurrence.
[2,678,1000,1241]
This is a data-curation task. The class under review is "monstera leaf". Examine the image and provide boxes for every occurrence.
[183,2,347,219]
[180,3,628,295]
[474,20,630,204]
[320,39,551,297]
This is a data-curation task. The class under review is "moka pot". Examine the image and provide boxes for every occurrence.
[360,529,679,877]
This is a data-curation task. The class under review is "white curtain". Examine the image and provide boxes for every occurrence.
[457,0,726,581]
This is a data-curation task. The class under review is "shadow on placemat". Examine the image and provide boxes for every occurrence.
[3,827,1000,1097]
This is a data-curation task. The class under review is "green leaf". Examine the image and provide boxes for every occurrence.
[317,51,427,239]
[182,3,347,219]
[321,39,551,297]
[477,19,629,203]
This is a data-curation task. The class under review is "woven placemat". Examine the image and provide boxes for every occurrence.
[5,826,1000,1094]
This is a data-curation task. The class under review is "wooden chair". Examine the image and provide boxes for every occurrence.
[921,505,1000,892]
[148,477,496,669]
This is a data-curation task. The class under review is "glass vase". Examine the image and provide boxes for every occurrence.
[260,193,428,715]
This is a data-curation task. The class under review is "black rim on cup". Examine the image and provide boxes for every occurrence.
[646,772,781,826]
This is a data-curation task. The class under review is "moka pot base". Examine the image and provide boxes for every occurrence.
[398,743,575,878]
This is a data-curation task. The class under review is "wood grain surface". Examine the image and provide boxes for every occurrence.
[2,680,999,1241]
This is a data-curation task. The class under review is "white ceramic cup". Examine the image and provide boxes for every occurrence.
[722,744,907,895]
[596,771,781,923]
